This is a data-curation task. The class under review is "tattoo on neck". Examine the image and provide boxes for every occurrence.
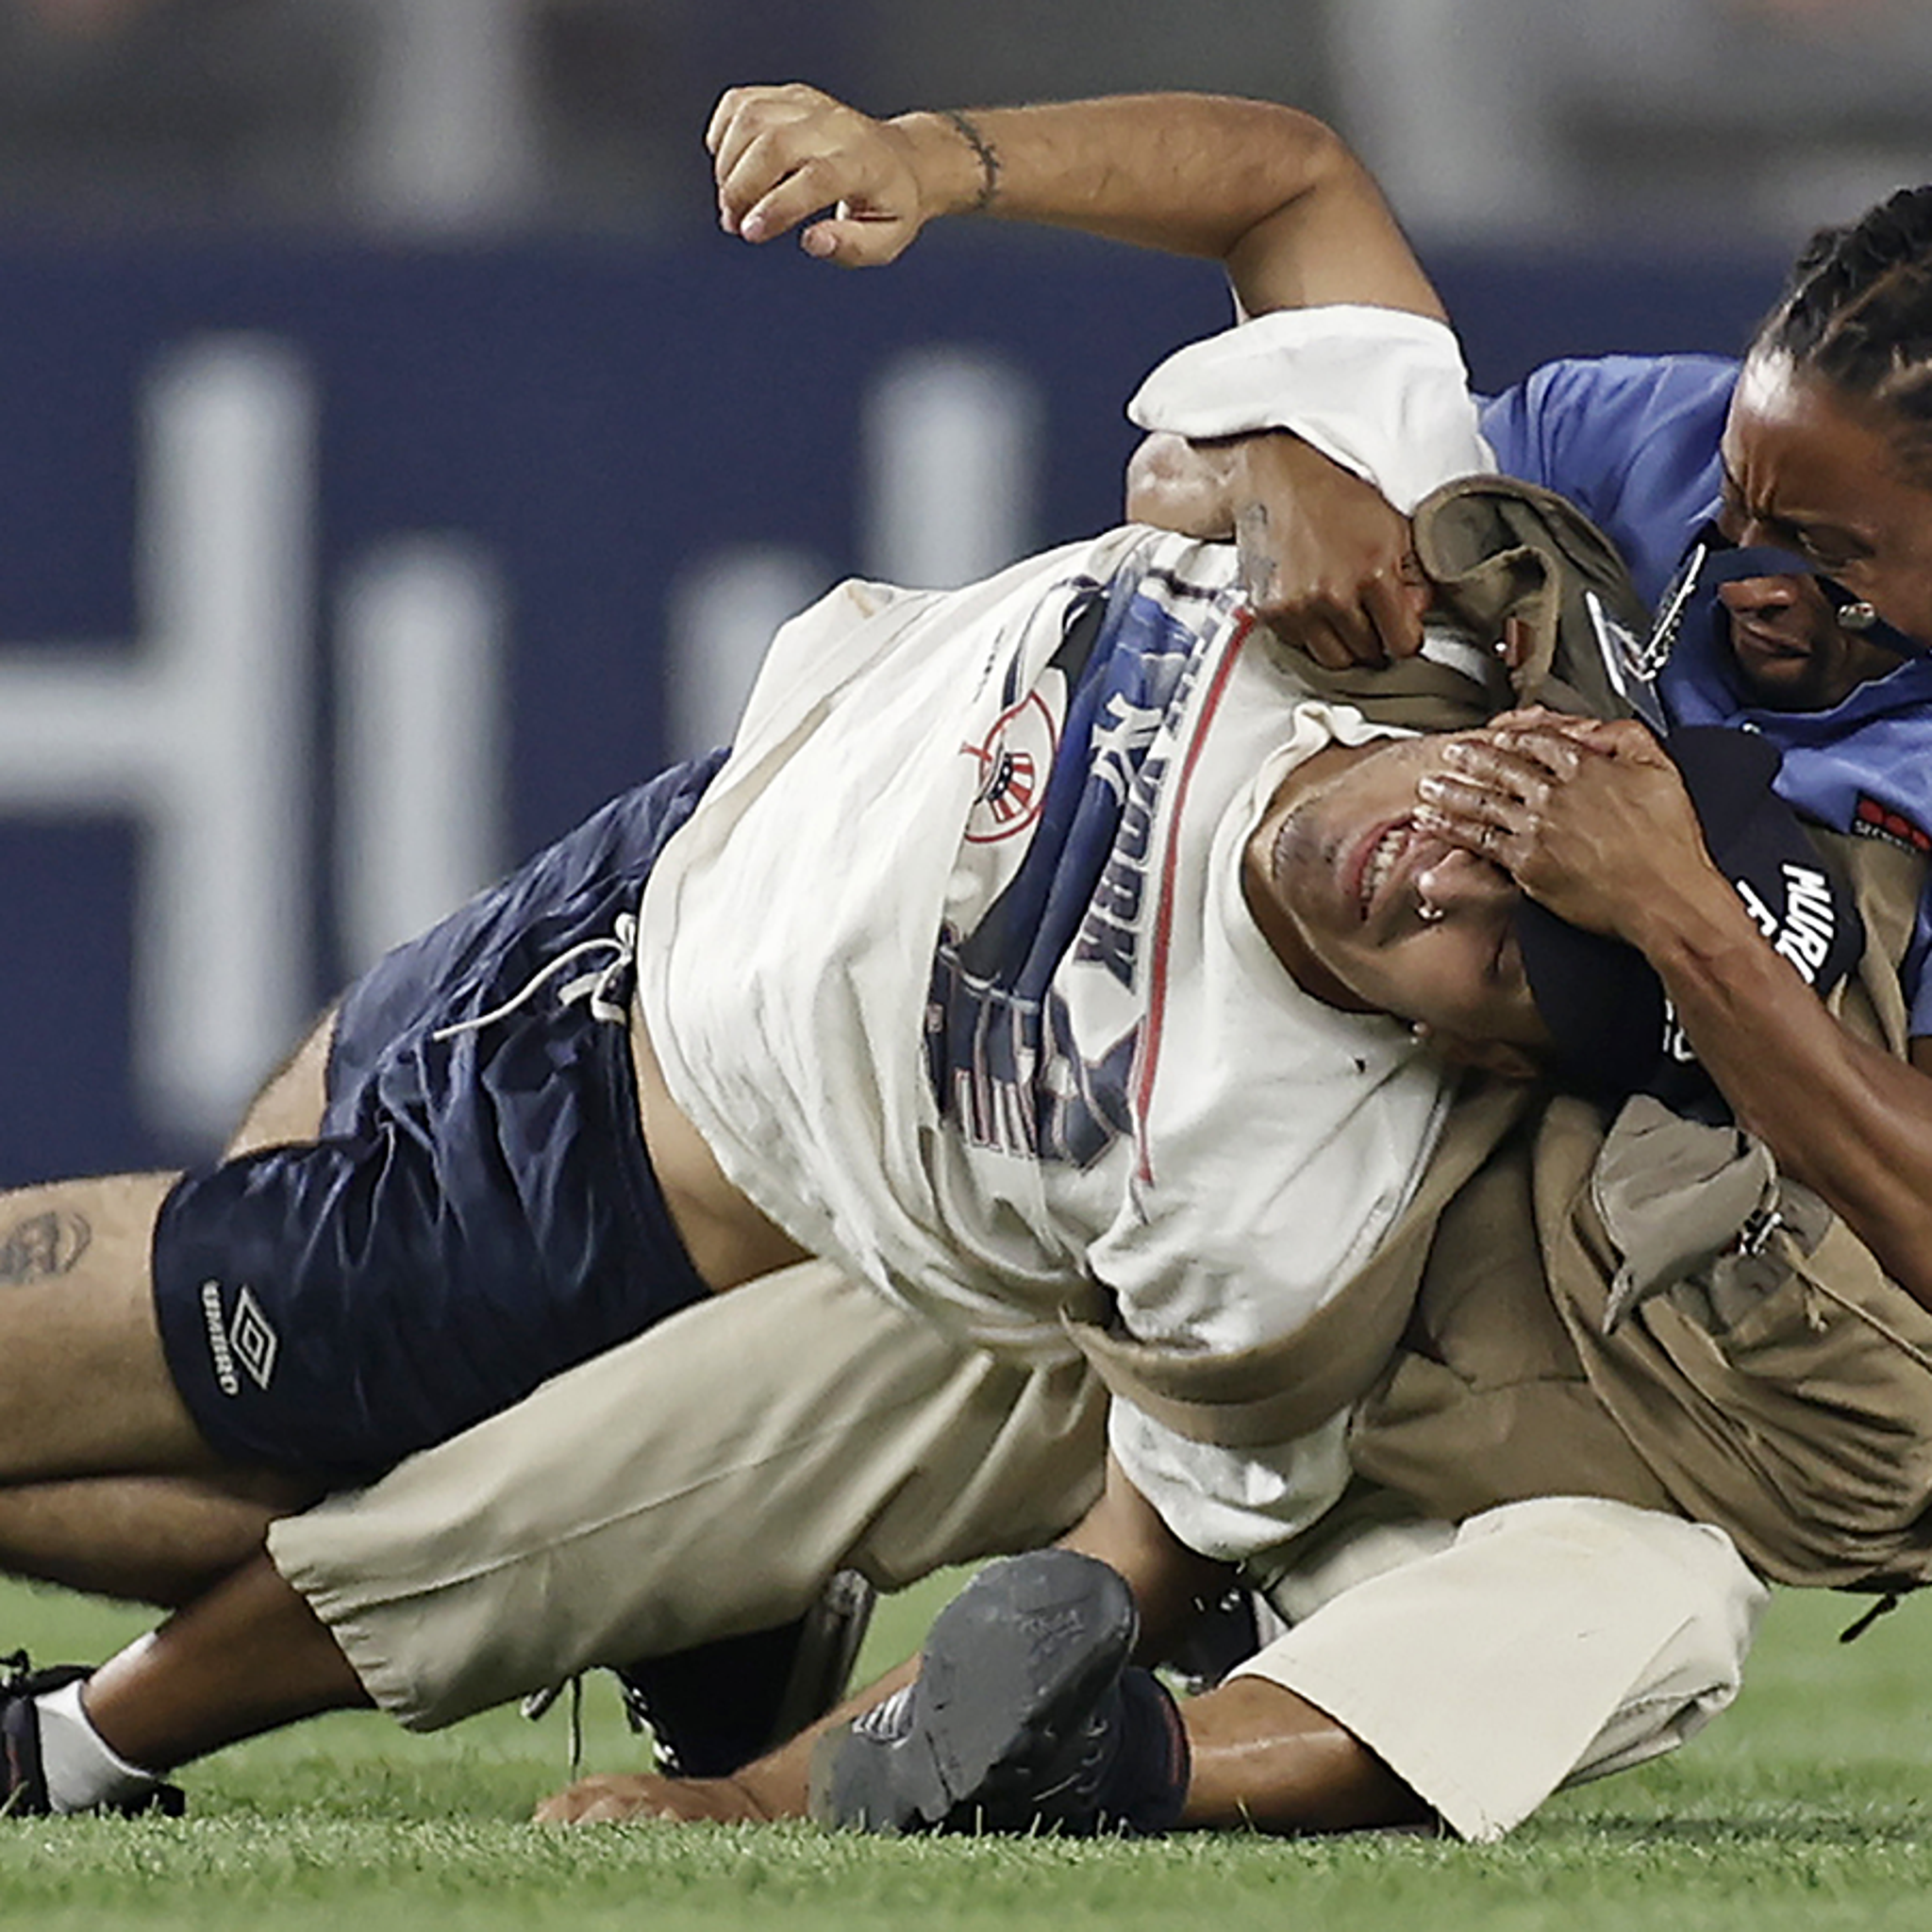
[0,1209,91,1284]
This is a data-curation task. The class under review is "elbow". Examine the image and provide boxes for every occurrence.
[1124,432,1237,537]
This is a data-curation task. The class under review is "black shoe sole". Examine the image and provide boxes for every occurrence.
[808,1550,1137,1835]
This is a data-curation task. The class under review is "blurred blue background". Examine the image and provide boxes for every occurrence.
[0,0,1924,1179]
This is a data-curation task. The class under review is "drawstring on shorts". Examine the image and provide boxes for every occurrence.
[432,910,638,1043]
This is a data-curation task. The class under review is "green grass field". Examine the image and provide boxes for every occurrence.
[2,1573,1930,1930]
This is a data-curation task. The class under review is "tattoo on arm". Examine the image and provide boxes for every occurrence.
[1236,501,1277,607]
[0,1209,92,1284]
[935,108,1001,212]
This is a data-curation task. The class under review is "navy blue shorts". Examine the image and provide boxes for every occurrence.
[152,751,727,1483]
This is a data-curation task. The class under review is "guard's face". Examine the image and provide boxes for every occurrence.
[1722,353,1932,652]
[1241,733,1552,1067]
[1716,569,1907,711]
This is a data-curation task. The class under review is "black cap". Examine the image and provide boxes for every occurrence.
[1514,725,1863,1118]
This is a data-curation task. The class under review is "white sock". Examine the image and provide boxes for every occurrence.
[33,1679,163,1814]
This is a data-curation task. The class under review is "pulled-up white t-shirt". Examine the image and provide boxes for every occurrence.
[637,525,1457,1557]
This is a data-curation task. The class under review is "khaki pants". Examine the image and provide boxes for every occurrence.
[1240,1495,1769,1840]
[268,1259,1105,1729]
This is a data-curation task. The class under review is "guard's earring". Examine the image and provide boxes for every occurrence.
[1418,892,1444,925]
[1840,600,1879,632]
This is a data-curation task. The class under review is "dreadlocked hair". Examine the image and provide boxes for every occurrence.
[1752,184,1932,487]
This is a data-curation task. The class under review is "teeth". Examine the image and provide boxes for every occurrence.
[1359,824,1409,915]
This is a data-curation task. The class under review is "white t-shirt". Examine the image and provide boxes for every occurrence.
[637,525,1452,1558]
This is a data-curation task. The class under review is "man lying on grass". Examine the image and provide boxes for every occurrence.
[8,85,1932,1842]
[541,698,1932,1843]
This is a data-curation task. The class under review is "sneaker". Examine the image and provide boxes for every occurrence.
[808,1549,1186,1838]
[0,1653,185,1819]
[1162,1587,1263,1694]
[610,1571,878,1778]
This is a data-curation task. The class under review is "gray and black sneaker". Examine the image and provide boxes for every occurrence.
[809,1550,1188,1838]
[0,1653,184,1819]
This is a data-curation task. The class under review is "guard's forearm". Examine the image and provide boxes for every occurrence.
[1631,888,1932,1309]
[891,95,1442,322]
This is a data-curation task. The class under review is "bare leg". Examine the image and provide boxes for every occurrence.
[8,1014,366,1769]
[56,1561,1428,1823]
[79,1554,371,1772]
[0,1174,223,1480]
[543,1649,1430,1834]
[0,1473,315,1608]
[0,1009,338,1488]
[223,1008,333,1159]
[541,1468,1428,1833]
[1178,1676,1430,1832]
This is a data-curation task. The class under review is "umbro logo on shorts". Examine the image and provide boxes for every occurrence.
[197,1280,281,1396]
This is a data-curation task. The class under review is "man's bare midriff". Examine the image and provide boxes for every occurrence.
[628,1001,811,1293]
